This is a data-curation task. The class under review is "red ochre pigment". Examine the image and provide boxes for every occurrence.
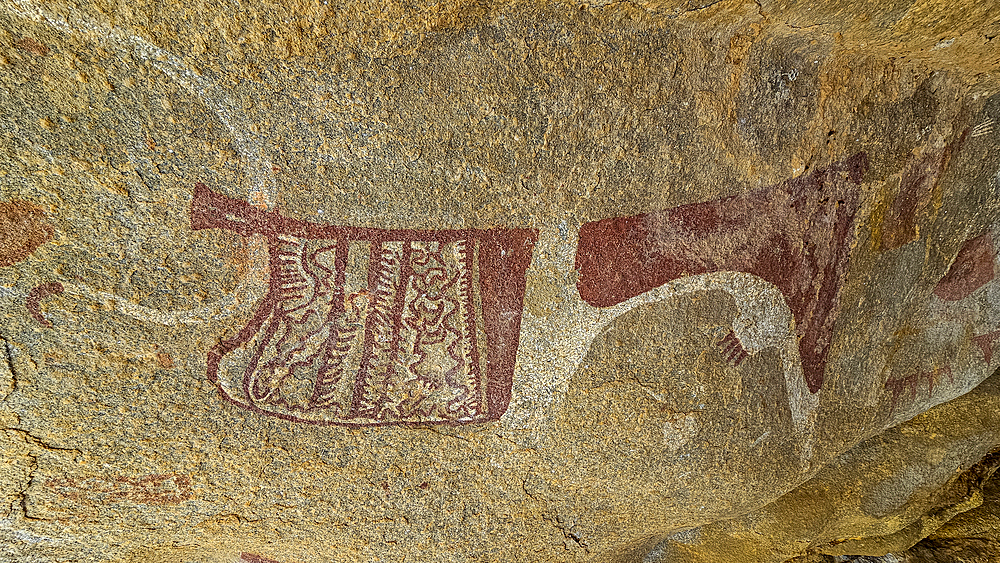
[575,153,869,394]
[934,233,995,302]
[191,184,537,427]
[0,200,54,268]
[27,282,64,328]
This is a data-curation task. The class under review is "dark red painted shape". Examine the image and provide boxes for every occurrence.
[879,132,966,252]
[0,200,54,268]
[15,37,49,56]
[884,365,953,414]
[27,282,63,328]
[973,329,1000,365]
[716,330,749,367]
[934,233,995,301]
[191,184,537,427]
[576,153,869,393]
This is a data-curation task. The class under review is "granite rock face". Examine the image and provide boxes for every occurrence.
[642,369,1000,562]
[1,1,999,561]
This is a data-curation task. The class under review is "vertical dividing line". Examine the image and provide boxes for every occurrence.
[459,238,485,418]
[387,242,415,392]
[348,242,386,418]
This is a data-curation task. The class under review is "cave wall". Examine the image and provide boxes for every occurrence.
[1,1,999,561]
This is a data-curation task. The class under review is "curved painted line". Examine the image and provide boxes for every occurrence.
[26,282,64,328]
[506,223,819,461]
[60,266,264,326]
[3,1,274,326]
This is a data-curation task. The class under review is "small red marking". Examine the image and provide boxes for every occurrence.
[934,233,995,301]
[241,554,282,563]
[156,352,174,369]
[715,329,749,366]
[885,366,953,414]
[16,37,49,56]
[576,153,869,393]
[45,473,192,505]
[26,282,64,328]
[973,329,1000,364]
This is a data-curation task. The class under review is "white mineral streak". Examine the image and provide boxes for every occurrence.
[504,223,819,458]
[662,414,699,453]
[8,527,77,545]
[4,0,272,325]
[970,116,993,138]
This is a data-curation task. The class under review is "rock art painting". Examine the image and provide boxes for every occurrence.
[0,200,54,268]
[508,155,868,453]
[15,36,49,56]
[973,329,1000,365]
[884,228,1000,415]
[884,366,954,413]
[44,473,192,506]
[933,233,994,301]
[575,152,868,394]
[26,282,64,328]
[875,135,964,253]
[191,184,537,426]
[713,327,750,367]
[192,153,864,442]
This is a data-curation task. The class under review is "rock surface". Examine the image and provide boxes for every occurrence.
[641,369,1000,562]
[0,0,999,561]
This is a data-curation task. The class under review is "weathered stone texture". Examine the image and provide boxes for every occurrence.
[1,0,999,561]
